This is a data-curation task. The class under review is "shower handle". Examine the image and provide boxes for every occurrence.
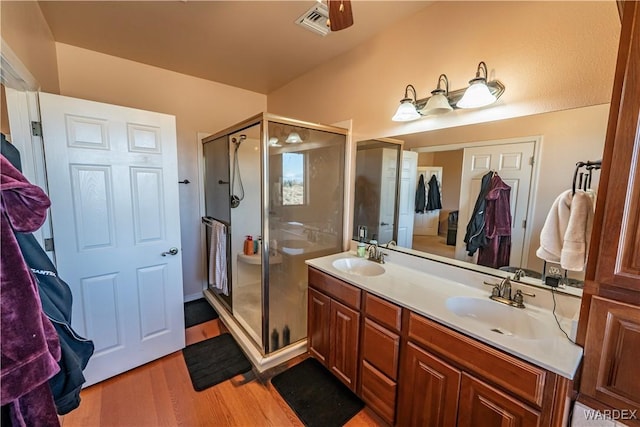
[161,247,179,256]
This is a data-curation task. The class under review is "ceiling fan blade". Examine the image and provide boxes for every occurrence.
[328,0,354,31]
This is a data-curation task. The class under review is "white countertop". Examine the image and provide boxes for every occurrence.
[306,251,583,380]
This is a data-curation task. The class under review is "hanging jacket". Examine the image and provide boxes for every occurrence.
[425,174,442,211]
[414,174,426,213]
[477,175,512,268]
[1,155,61,427]
[16,232,95,415]
[463,171,493,255]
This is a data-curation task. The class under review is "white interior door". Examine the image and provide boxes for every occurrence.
[397,151,418,248]
[39,92,185,386]
[414,166,442,236]
[455,141,535,267]
[378,148,398,244]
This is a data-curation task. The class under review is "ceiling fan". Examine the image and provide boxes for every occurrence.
[327,0,354,31]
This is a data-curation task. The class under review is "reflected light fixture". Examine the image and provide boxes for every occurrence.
[456,61,497,109]
[421,74,453,115]
[268,137,282,147]
[392,84,421,122]
[285,131,303,144]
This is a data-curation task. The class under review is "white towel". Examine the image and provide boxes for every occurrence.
[536,190,594,271]
[208,220,228,295]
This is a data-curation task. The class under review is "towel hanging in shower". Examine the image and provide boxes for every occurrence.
[208,220,229,295]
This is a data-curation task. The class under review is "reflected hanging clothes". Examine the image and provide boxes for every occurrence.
[477,174,512,268]
[414,174,426,213]
[464,171,493,255]
[425,174,442,211]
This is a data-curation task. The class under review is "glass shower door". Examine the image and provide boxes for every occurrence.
[265,121,346,352]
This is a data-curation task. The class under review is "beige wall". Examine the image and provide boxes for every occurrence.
[267,1,619,142]
[404,104,610,275]
[1,1,60,92]
[55,43,267,298]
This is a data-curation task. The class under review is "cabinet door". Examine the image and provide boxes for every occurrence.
[397,342,461,427]
[329,299,360,391]
[591,0,640,293]
[308,287,330,365]
[581,296,640,411]
[458,373,541,427]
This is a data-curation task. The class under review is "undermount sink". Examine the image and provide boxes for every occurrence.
[445,296,546,340]
[332,257,385,277]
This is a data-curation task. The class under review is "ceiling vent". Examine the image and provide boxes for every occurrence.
[296,2,331,36]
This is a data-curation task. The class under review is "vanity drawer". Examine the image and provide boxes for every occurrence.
[308,267,361,310]
[361,360,397,425]
[364,292,402,332]
[362,318,400,380]
[408,312,546,407]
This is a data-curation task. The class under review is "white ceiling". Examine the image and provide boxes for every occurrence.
[38,1,432,94]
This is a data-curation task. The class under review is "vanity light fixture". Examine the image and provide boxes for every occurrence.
[391,84,421,122]
[421,74,454,115]
[457,61,498,109]
[391,61,505,121]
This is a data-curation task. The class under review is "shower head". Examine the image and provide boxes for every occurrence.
[231,134,247,146]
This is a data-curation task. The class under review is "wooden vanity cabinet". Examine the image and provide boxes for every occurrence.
[307,267,571,426]
[359,293,403,424]
[308,268,361,392]
[398,312,569,427]
[576,1,640,422]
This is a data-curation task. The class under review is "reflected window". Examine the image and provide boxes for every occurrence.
[282,152,305,205]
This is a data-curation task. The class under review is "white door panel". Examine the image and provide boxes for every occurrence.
[455,142,534,267]
[398,151,418,248]
[414,166,442,236]
[39,92,184,386]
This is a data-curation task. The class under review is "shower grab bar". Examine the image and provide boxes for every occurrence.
[202,216,231,233]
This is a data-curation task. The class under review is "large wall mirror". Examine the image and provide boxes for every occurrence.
[352,138,402,245]
[353,103,610,295]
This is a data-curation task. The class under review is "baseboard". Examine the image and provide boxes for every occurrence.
[184,292,204,303]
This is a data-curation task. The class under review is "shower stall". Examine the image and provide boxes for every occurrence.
[202,113,347,368]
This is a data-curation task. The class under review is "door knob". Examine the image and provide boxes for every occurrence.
[161,247,179,256]
[381,222,390,226]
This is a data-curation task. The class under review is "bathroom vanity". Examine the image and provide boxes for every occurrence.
[306,253,582,426]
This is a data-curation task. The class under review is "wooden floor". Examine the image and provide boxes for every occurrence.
[60,319,385,427]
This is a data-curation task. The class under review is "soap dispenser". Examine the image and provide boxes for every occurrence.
[244,235,254,255]
[357,239,366,257]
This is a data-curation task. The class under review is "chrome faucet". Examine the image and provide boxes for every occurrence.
[366,242,387,264]
[483,277,536,308]
[385,240,397,248]
[513,269,526,281]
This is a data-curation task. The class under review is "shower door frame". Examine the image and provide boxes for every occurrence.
[203,112,349,355]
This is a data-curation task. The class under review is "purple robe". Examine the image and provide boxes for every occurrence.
[1,155,61,426]
[478,175,512,269]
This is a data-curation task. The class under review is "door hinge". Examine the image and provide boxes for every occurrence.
[522,219,527,229]
[31,121,42,137]
[44,238,54,252]
[529,156,534,166]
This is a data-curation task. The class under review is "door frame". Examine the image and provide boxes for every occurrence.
[412,135,542,268]
[1,38,55,260]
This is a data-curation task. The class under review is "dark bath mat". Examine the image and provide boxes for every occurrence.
[271,357,364,427]
[184,298,219,328]
[182,333,252,391]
